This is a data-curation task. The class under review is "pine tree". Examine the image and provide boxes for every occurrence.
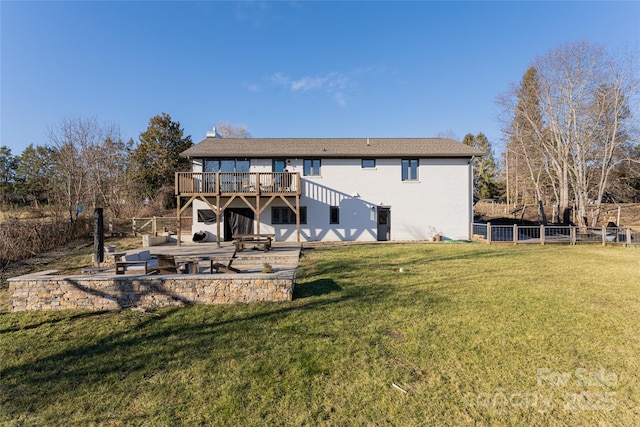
[463,133,499,200]
[129,113,192,199]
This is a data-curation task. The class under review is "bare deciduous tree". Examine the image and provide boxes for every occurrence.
[500,41,639,226]
[48,116,129,222]
[214,121,252,138]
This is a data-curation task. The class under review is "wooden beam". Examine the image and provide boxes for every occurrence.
[216,195,221,246]
[257,195,277,215]
[176,195,181,247]
[238,195,257,214]
[296,194,300,242]
[279,195,296,212]
[196,195,220,215]
[179,196,197,215]
[256,196,261,235]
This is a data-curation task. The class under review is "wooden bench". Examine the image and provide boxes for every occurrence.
[232,234,275,252]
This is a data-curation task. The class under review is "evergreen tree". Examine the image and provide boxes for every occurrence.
[463,133,499,200]
[506,66,557,212]
[0,146,18,205]
[14,144,54,208]
[129,113,193,199]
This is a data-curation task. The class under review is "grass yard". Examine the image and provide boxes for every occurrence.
[1,243,639,426]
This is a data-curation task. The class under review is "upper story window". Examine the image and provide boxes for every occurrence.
[362,159,376,168]
[402,159,419,181]
[203,159,250,172]
[303,159,321,176]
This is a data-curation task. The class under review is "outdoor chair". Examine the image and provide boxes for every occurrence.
[210,257,241,274]
[260,178,276,193]
[156,254,189,274]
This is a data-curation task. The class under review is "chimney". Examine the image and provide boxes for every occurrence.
[206,127,222,138]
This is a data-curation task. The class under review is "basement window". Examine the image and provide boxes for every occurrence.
[272,206,307,225]
[197,209,217,224]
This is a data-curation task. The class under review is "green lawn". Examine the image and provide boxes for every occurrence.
[1,243,639,426]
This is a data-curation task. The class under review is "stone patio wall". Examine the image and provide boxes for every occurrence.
[9,271,295,312]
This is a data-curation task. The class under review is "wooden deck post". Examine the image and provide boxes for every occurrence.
[602,226,607,246]
[256,196,261,236]
[570,225,576,245]
[176,197,181,247]
[540,224,545,245]
[486,222,491,244]
[296,194,301,243]
[513,224,518,245]
[216,195,221,247]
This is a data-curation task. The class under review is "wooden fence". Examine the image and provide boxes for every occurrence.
[131,217,192,236]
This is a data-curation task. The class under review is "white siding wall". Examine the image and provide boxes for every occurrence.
[190,157,473,242]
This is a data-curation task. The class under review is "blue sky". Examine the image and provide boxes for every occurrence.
[2,1,639,156]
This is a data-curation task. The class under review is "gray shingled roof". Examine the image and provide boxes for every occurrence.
[181,137,484,158]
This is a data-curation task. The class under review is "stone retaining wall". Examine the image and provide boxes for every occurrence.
[9,270,295,312]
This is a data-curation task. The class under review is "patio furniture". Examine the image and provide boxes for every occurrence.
[233,234,275,252]
[157,254,202,274]
[208,257,240,274]
[115,250,159,275]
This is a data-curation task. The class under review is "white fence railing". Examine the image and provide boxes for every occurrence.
[472,223,638,246]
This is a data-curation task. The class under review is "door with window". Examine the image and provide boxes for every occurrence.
[273,159,286,190]
[377,207,391,241]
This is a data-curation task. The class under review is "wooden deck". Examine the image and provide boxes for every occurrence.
[174,172,303,244]
[175,172,301,196]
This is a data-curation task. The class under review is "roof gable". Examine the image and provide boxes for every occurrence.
[180,137,484,159]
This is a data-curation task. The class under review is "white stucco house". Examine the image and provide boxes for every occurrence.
[176,132,483,243]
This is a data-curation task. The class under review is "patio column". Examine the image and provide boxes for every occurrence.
[176,195,181,247]
[216,195,221,247]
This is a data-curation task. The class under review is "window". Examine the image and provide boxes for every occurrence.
[203,159,249,172]
[362,159,376,168]
[272,206,307,224]
[402,159,419,181]
[204,160,220,172]
[303,159,321,176]
[197,209,217,223]
[330,206,340,224]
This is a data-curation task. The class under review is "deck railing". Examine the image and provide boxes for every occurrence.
[472,223,638,246]
[175,172,301,196]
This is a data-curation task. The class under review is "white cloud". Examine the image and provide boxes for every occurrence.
[269,71,351,106]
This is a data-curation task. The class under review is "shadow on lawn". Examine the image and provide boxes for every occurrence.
[1,293,358,421]
[0,310,110,334]
[293,279,341,299]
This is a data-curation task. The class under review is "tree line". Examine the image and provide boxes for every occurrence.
[0,114,250,222]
